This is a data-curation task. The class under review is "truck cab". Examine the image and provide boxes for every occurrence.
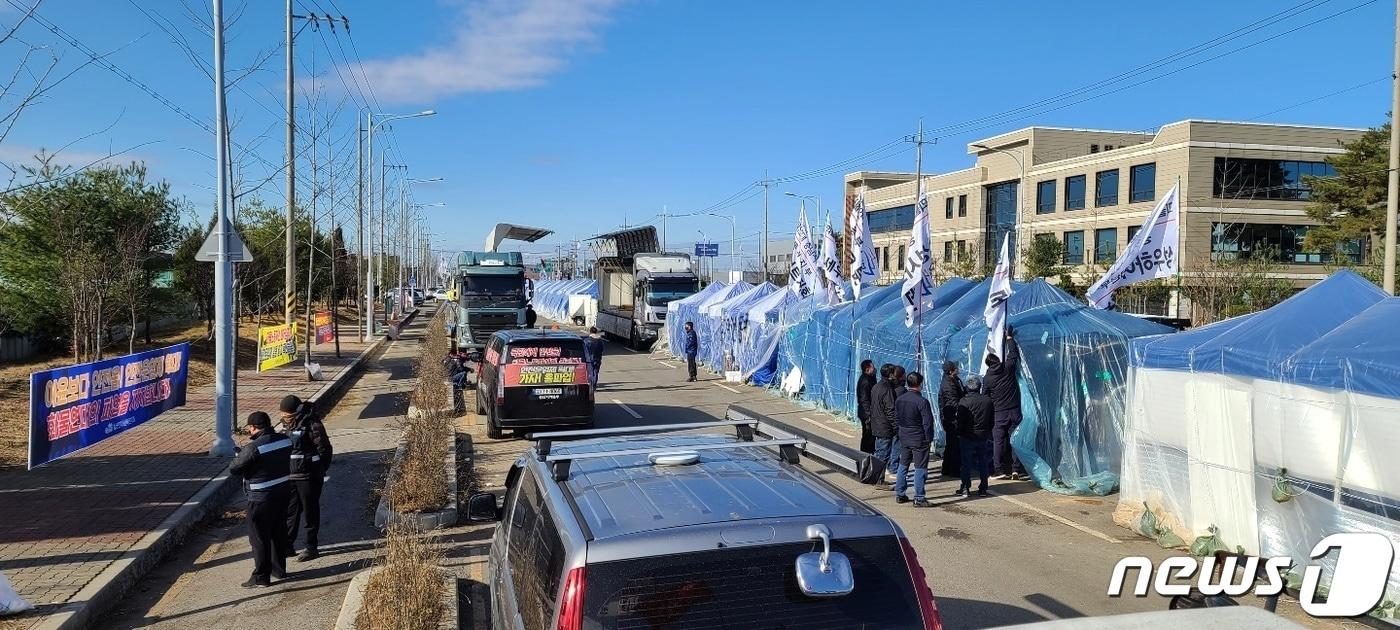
[453,251,528,350]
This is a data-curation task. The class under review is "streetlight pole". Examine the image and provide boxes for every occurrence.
[1385,0,1400,294]
[210,0,235,457]
[398,179,442,316]
[362,109,435,339]
[284,0,296,325]
[971,143,1025,273]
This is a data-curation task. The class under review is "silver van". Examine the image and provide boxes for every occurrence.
[466,419,944,629]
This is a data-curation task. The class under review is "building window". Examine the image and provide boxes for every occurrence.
[1127,225,1141,243]
[897,245,905,268]
[1129,163,1156,203]
[1063,231,1085,264]
[956,240,967,260]
[1090,144,1100,154]
[1065,175,1086,210]
[1095,169,1119,207]
[1212,157,1337,200]
[1095,227,1118,263]
[957,194,968,217]
[984,181,1018,266]
[943,241,952,263]
[1211,222,1361,265]
[880,247,888,272]
[1036,180,1056,214]
[945,197,954,220]
[868,204,915,233]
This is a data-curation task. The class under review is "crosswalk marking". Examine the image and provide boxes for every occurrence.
[611,399,643,419]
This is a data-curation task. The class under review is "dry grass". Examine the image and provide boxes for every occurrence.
[383,308,454,513]
[355,524,445,630]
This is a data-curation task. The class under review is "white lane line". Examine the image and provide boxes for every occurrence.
[714,382,740,394]
[620,345,639,353]
[655,360,678,369]
[800,416,854,439]
[993,492,1123,544]
[611,399,643,419]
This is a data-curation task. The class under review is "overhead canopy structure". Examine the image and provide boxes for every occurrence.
[485,223,553,252]
[586,226,660,260]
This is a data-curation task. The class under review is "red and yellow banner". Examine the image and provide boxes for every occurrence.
[257,324,297,372]
[502,363,587,387]
[314,311,334,344]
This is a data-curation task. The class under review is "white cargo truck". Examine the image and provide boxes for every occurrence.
[595,252,698,349]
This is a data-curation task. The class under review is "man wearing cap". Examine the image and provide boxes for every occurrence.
[230,412,293,587]
[279,395,333,562]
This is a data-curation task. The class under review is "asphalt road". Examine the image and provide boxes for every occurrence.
[96,318,425,630]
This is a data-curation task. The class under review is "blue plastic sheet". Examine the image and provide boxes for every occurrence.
[531,279,597,323]
[664,281,730,355]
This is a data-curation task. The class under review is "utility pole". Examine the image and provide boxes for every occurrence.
[762,172,770,282]
[303,107,318,378]
[661,205,667,253]
[210,0,235,457]
[1385,0,1400,294]
[284,0,297,325]
[364,112,376,340]
[356,111,364,340]
[398,181,406,316]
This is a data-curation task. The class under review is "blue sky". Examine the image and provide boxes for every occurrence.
[1,0,1394,268]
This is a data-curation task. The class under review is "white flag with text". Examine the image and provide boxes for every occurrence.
[981,232,1014,375]
[849,193,878,300]
[901,185,935,328]
[789,205,824,299]
[820,212,845,304]
[1085,183,1181,309]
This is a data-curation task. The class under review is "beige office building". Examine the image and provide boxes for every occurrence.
[844,119,1365,316]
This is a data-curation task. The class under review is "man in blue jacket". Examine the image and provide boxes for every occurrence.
[683,321,699,382]
[893,372,935,507]
[583,327,605,390]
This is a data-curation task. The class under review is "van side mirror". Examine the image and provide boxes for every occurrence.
[466,492,500,522]
[795,524,854,597]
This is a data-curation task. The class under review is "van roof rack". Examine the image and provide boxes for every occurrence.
[543,437,807,481]
[529,420,760,458]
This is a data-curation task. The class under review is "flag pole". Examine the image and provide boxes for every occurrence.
[913,119,925,370]
[1175,175,1183,320]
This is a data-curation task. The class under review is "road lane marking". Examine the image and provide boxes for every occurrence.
[611,399,643,419]
[800,416,854,439]
[993,492,1123,544]
[655,360,678,369]
[714,383,741,394]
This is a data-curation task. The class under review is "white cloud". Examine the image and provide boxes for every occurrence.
[348,0,625,104]
[0,143,149,169]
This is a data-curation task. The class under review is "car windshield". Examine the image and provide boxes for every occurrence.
[645,280,697,307]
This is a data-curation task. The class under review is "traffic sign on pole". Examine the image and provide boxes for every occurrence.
[195,226,254,263]
[694,242,719,257]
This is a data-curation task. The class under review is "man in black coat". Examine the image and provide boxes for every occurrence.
[870,364,907,484]
[956,375,995,497]
[983,326,1026,480]
[855,359,877,453]
[893,372,935,507]
[524,303,538,328]
[937,361,965,477]
[280,395,333,562]
[230,412,292,587]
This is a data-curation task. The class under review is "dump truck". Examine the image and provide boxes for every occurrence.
[450,251,529,350]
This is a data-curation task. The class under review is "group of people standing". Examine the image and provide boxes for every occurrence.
[229,395,334,588]
[857,327,1024,507]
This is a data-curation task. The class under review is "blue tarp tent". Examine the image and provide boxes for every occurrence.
[739,288,798,386]
[665,282,729,357]
[690,282,752,372]
[532,279,596,323]
[705,283,777,373]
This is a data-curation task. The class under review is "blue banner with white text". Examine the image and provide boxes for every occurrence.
[28,343,190,469]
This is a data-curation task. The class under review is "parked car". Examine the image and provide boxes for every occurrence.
[466,423,943,629]
[475,329,594,439]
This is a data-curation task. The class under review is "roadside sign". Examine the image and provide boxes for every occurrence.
[195,226,254,263]
[694,243,719,257]
[256,324,296,371]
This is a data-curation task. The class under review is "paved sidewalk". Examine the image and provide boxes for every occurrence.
[0,329,381,630]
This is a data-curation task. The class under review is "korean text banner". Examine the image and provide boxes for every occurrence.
[258,324,296,372]
[28,343,190,469]
[314,311,334,344]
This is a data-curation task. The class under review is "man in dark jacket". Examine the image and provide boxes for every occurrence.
[231,412,292,587]
[855,359,877,453]
[583,327,606,390]
[870,364,907,483]
[279,395,333,562]
[683,321,699,382]
[893,372,935,507]
[983,326,1025,480]
[956,375,995,497]
[524,303,538,328]
[937,361,965,477]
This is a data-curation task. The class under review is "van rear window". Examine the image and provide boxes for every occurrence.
[581,537,924,629]
[506,340,585,364]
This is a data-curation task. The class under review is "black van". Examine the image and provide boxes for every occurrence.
[476,329,594,438]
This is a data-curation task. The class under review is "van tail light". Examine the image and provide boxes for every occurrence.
[495,376,505,407]
[899,536,943,630]
[555,567,585,630]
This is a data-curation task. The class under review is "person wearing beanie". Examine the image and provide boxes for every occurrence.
[278,395,333,562]
[230,411,293,587]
